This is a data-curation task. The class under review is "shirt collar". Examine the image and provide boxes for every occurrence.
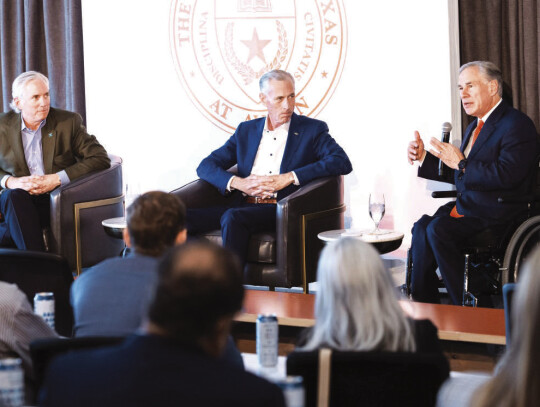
[480,98,502,123]
[20,116,46,133]
[264,117,291,133]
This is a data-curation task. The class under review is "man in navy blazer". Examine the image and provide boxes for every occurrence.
[40,242,285,407]
[407,61,539,305]
[190,69,352,266]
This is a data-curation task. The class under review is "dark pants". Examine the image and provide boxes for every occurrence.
[186,199,276,266]
[410,202,494,305]
[0,189,49,251]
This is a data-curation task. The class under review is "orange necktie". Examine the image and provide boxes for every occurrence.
[450,120,484,218]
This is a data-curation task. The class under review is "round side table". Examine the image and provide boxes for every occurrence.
[318,229,404,254]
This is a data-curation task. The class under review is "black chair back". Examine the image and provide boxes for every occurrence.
[30,336,125,399]
[287,350,449,407]
[0,249,74,336]
[503,283,517,346]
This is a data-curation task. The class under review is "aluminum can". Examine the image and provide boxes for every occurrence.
[34,292,55,330]
[0,358,24,407]
[275,376,305,407]
[256,314,278,368]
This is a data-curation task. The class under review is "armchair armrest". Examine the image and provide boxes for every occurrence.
[276,176,345,289]
[170,166,239,208]
[48,154,124,273]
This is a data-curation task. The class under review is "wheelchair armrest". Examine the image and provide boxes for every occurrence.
[498,194,540,204]
[431,190,457,198]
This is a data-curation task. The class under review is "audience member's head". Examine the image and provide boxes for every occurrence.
[124,191,186,257]
[147,241,244,357]
[472,247,540,407]
[301,237,415,352]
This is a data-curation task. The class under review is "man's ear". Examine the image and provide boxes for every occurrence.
[489,80,499,96]
[14,98,22,111]
[175,228,187,246]
[123,228,132,248]
[259,92,266,104]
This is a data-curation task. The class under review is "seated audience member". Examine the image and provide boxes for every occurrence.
[437,246,540,407]
[0,281,57,403]
[40,242,286,407]
[71,191,186,337]
[71,191,242,367]
[296,237,448,358]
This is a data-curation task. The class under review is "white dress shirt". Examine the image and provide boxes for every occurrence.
[227,117,299,191]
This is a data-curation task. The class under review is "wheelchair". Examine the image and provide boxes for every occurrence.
[405,158,540,307]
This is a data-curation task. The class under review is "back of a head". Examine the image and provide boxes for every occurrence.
[473,247,540,407]
[302,237,414,352]
[148,241,244,343]
[127,191,186,257]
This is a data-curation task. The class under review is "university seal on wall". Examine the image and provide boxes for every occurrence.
[169,0,347,133]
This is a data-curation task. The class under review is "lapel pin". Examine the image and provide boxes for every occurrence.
[294,132,299,135]
[48,133,53,138]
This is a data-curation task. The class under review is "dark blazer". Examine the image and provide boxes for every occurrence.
[197,113,352,199]
[39,334,285,407]
[419,100,539,221]
[0,107,110,188]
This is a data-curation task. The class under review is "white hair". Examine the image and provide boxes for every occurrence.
[259,70,294,95]
[10,71,49,113]
[301,237,416,352]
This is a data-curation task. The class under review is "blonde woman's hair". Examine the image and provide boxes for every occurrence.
[472,247,540,407]
[301,237,415,352]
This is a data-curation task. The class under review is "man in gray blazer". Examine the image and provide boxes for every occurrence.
[0,71,110,251]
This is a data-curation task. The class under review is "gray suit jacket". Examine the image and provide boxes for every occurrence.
[0,107,110,188]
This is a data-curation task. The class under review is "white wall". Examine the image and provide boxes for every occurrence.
[81,0,457,247]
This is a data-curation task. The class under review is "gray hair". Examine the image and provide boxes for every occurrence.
[472,246,540,407]
[10,71,49,113]
[460,61,503,97]
[259,70,294,95]
[301,237,416,352]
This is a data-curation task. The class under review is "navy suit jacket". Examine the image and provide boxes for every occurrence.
[40,335,285,407]
[419,100,539,221]
[197,113,352,199]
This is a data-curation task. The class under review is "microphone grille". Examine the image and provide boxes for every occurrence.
[442,122,452,132]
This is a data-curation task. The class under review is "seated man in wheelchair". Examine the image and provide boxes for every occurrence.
[406,61,539,305]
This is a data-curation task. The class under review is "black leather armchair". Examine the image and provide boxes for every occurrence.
[171,174,345,292]
[47,154,124,275]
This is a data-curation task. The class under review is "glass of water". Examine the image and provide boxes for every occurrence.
[369,193,385,234]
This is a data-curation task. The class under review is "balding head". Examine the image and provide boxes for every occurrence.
[148,242,244,344]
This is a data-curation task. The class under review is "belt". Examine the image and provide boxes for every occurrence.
[244,196,277,204]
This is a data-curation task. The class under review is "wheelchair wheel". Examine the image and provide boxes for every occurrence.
[502,215,540,285]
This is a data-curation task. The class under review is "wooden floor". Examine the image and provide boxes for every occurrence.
[233,290,506,372]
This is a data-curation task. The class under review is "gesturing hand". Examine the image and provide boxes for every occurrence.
[429,137,464,170]
[407,131,425,164]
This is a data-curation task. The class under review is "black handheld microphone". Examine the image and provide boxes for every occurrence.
[438,122,453,177]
